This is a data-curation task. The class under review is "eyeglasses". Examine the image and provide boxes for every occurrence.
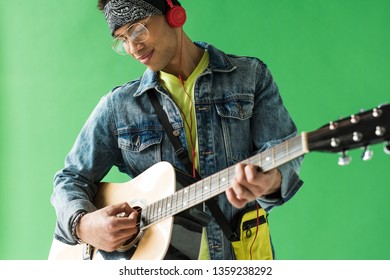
[112,16,150,55]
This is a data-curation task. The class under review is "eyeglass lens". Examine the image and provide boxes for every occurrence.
[112,23,149,55]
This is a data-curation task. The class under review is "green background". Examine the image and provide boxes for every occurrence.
[1,0,389,260]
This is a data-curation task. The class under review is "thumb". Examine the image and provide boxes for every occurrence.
[106,202,133,216]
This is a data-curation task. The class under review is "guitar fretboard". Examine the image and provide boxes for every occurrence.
[140,133,308,229]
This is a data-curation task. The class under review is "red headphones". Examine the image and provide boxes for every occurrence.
[165,0,186,28]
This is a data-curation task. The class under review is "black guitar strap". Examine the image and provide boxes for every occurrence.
[147,90,238,242]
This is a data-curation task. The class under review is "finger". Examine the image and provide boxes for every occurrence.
[230,171,257,203]
[99,223,140,251]
[234,163,246,183]
[232,167,258,200]
[112,211,139,230]
[231,179,248,200]
[235,164,260,189]
[241,165,280,198]
[225,188,247,209]
[111,227,139,245]
[106,202,133,216]
[243,164,263,186]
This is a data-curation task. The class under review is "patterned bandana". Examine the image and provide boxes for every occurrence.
[104,0,163,35]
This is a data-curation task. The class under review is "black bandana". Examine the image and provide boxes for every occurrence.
[104,0,163,35]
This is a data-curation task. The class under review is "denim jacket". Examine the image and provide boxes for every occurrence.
[51,41,303,260]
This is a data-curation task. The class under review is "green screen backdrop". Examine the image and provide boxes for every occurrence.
[1,0,389,260]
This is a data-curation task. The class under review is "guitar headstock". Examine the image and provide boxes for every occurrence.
[307,103,390,165]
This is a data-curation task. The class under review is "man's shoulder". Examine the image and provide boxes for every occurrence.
[110,78,141,94]
[199,42,268,71]
[103,78,143,103]
[225,51,267,68]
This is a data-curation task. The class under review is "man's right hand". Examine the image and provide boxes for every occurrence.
[76,202,139,252]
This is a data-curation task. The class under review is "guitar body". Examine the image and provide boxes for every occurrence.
[49,161,177,260]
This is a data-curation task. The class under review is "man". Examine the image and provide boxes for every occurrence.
[51,0,303,260]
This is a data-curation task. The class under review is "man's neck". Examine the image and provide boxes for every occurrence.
[162,32,204,81]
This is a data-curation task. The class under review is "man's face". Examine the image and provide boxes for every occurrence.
[114,15,180,73]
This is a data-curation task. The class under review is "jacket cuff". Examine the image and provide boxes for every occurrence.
[55,199,97,245]
[257,162,303,212]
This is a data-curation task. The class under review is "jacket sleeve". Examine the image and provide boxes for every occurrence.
[251,61,304,212]
[50,93,122,244]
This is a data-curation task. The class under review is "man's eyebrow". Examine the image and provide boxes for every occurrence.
[113,33,124,39]
[113,25,130,39]
[112,16,148,38]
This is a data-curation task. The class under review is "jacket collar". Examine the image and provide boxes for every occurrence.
[133,42,237,97]
[133,69,159,97]
[194,41,237,72]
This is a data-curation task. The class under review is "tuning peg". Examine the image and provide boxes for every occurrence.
[338,151,352,166]
[362,146,374,161]
[384,141,390,155]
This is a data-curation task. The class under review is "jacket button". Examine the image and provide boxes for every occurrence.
[209,243,222,250]
[173,130,180,136]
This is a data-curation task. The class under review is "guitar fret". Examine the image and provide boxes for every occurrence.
[180,188,185,209]
[175,190,180,212]
[173,190,179,213]
[188,187,192,207]
[192,182,198,206]
[150,202,155,224]
[179,188,185,211]
[273,147,276,165]
[155,200,159,221]
[201,180,206,203]
[218,170,227,195]
[163,196,168,218]
[157,199,161,220]
[207,176,211,198]
[154,200,159,222]
[183,187,188,207]
[170,193,175,217]
[197,181,202,205]
[182,190,186,209]
[224,168,228,191]
[191,182,198,207]
[210,172,216,198]
[165,195,170,216]
[149,204,154,225]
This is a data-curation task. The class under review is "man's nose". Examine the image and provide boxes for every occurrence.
[127,40,143,55]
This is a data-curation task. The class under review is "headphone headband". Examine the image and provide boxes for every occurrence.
[166,0,174,8]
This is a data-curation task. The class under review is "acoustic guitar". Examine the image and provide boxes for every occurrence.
[49,103,390,260]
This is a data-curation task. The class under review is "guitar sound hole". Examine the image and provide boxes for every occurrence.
[116,206,143,252]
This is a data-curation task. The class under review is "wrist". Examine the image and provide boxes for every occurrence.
[263,169,282,198]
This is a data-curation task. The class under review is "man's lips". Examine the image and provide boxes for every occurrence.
[137,50,153,64]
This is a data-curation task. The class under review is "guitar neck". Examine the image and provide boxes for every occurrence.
[141,132,309,229]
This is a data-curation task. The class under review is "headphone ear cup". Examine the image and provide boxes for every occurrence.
[166,5,186,27]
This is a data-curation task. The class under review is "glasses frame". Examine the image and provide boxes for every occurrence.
[112,16,151,55]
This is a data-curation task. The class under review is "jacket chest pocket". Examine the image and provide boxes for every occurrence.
[215,98,254,161]
[215,98,254,121]
[117,128,163,173]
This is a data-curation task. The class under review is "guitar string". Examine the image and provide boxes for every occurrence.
[140,137,304,226]
[136,137,305,227]
[142,139,304,226]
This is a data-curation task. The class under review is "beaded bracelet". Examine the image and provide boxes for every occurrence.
[71,211,86,244]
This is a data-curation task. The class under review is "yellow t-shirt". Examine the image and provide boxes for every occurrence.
[159,50,210,259]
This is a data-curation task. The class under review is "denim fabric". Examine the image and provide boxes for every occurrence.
[51,41,303,260]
